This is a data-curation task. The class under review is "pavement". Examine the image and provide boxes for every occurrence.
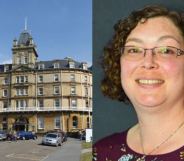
[44,138,82,161]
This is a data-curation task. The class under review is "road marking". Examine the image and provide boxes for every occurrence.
[6,153,47,161]
[6,153,14,157]
[40,155,49,161]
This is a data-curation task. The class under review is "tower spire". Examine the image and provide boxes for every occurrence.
[25,17,27,30]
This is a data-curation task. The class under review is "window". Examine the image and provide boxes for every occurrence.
[71,99,77,108]
[71,86,76,95]
[38,99,44,108]
[38,117,44,129]
[16,76,28,83]
[54,74,59,82]
[55,116,61,129]
[72,116,78,128]
[3,101,8,108]
[38,87,43,95]
[85,87,88,96]
[54,63,59,69]
[16,100,27,108]
[85,100,89,107]
[16,88,28,96]
[54,86,60,95]
[24,56,28,64]
[70,74,75,82]
[38,75,43,82]
[84,75,87,82]
[82,63,87,70]
[38,64,44,70]
[4,66,9,72]
[54,99,60,107]
[4,77,9,85]
[69,61,75,68]
[3,89,8,97]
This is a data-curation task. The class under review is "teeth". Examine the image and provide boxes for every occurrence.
[138,79,163,84]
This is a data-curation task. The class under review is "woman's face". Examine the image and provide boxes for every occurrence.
[120,16,184,108]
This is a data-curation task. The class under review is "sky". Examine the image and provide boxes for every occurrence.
[0,0,92,66]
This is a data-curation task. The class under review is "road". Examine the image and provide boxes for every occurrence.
[0,137,81,161]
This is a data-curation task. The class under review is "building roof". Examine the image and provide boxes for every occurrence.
[17,30,33,46]
[0,58,91,73]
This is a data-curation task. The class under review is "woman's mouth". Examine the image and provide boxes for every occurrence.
[136,79,164,85]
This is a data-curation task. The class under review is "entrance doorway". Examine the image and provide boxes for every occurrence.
[14,116,29,131]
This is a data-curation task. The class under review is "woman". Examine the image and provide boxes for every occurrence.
[93,5,184,161]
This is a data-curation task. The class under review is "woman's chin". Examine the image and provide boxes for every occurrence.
[134,95,165,108]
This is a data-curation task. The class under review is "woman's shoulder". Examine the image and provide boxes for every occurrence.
[93,130,128,148]
[93,130,128,161]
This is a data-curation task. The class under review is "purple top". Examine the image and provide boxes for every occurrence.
[93,130,184,161]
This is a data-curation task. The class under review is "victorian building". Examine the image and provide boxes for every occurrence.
[0,29,92,134]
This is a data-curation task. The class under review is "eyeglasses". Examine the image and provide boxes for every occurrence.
[121,46,184,61]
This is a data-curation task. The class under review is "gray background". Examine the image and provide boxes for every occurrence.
[93,0,184,143]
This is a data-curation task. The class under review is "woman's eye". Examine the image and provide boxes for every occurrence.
[159,47,175,55]
[128,48,141,54]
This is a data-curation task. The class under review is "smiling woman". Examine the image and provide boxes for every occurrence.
[93,5,184,161]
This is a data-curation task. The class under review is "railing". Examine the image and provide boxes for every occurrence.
[0,106,92,113]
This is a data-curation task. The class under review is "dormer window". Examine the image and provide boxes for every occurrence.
[4,66,9,72]
[82,63,87,70]
[38,64,45,70]
[69,61,75,68]
[54,63,59,69]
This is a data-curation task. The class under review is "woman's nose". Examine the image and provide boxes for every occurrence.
[140,50,159,69]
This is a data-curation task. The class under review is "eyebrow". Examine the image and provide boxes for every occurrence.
[125,38,143,44]
[157,35,181,44]
[125,35,181,44]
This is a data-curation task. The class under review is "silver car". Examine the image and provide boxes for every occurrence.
[42,133,62,146]
[0,131,7,141]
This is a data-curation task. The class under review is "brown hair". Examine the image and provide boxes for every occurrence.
[101,5,184,103]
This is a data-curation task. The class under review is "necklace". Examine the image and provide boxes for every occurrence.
[138,120,184,161]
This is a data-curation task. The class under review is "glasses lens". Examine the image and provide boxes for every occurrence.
[123,46,143,60]
[155,46,176,56]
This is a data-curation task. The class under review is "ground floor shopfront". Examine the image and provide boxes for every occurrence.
[0,111,92,134]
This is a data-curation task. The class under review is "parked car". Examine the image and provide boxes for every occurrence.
[42,132,62,146]
[0,130,7,141]
[17,131,37,140]
[46,130,67,143]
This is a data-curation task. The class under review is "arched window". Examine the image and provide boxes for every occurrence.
[72,116,78,128]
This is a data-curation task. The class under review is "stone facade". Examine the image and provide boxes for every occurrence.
[0,30,92,134]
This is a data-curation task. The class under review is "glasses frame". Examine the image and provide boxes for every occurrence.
[121,46,184,58]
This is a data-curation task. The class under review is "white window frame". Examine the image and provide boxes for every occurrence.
[54,116,61,129]
[54,86,60,95]
[38,87,43,95]
[85,86,88,96]
[38,99,44,108]
[4,66,9,72]
[70,86,76,95]
[38,64,45,70]
[4,77,9,85]
[70,74,75,82]
[69,62,75,68]
[54,74,59,82]
[71,99,77,108]
[38,75,43,82]
[3,89,8,97]
[38,117,44,129]
[16,100,27,108]
[54,99,60,107]
[54,63,59,69]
